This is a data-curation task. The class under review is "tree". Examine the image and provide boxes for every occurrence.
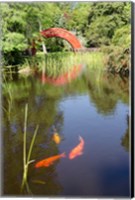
[1,2,63,64]
[1,3,27,65]
[85,2,131,47]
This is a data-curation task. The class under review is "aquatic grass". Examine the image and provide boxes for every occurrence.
[7,51,106,80]
[2,64,19,75]
[38,52,82,78]
[81,52,105,85]
[81,52,105,69]
[3,51,106,76]
[3,77,31,101]
[21,103,39,193]
[3,74,13,100]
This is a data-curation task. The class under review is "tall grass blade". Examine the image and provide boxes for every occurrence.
[21,104,39,194]
[23,103,28,170]
[27,125,39,165]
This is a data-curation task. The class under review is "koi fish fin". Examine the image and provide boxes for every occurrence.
[79,151,83,155]
[43,163,49,167]
[47,162,53,167]
[35,163,40,168]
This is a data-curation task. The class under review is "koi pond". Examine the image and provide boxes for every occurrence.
[2,53,130,197]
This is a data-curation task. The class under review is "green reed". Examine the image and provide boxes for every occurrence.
[19,51,105,80]
[21,103,39,193]
[39,52,82,78]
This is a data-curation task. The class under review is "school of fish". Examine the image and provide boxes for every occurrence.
[35,131,85,168]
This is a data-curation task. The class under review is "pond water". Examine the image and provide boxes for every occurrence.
[2,56,130,197]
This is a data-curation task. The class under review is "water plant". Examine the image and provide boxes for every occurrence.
[21,103,39,193]
[34,51,105,78]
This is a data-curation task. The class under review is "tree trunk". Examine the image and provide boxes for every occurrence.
[38,21,47,54]
[42,42,47,54]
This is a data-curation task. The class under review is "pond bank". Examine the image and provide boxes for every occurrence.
[2,50,130,78]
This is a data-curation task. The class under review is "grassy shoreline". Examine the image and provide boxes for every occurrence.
[2,48,130,78]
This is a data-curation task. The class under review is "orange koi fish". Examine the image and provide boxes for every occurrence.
[69,136,84,159]
[35,152,66,168]
[52,132,61,144]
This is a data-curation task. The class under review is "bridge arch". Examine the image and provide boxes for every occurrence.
[40,28,82,51]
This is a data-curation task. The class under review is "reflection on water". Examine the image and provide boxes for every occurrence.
[2,60,129,197]
[121,115,129,152]
[38,64,84,86]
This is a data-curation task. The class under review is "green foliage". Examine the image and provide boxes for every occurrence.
[1,2,62,65]
[1,3,27,65]
[65,3,90,32]
[86,16,117,46]
[86,2,130,46]
[1,2,131,66]
[3,32,27,52]
[112,25,131,48]
[85,2,131,47]
[103,45,130,76]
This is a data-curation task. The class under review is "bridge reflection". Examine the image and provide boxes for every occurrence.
[38,64,84,86]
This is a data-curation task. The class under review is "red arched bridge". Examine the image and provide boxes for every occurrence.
[40,27,83,51]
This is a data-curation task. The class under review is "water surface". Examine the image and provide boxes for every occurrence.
[2,61,129,197]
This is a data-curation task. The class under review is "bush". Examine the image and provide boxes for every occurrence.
[112,25,131,48]
[102,45,130,76]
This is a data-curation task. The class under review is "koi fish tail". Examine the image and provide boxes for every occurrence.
[35,163,41,168]
[79,135,84,146]
[79,135,84,145]
[61,152,66,158]
[52,126,57,132]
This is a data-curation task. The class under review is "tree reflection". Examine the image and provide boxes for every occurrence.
[3,75,64,195]
[121,115,129,152]
[28,164,63,196]
[86,70,129,115]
